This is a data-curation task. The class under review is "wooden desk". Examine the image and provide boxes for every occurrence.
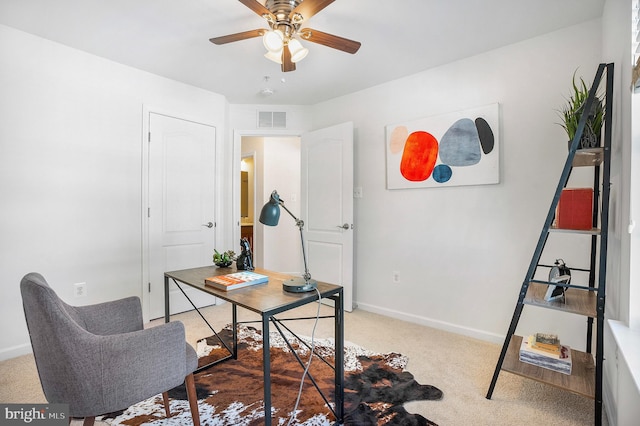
[164,266,344,425]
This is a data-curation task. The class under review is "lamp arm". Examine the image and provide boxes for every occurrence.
[279,200,311,282]
[298,226,312,282]
[278,200,304,229]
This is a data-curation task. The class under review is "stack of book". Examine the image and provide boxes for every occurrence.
[205,271,269,291]
[519,333,572,375]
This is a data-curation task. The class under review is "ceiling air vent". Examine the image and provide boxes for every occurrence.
[258,111,286,129]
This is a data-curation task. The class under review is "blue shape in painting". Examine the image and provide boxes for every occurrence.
[475,117,495,154]
[439,118,481,166]
[433,164,452,183]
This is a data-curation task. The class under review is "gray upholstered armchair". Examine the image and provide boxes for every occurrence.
[20,272,200,426]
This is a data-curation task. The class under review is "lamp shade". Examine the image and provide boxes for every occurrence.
[259,191,281,226]
[288,38,309,63]
[263,29,284,52]
[264,49,283,64]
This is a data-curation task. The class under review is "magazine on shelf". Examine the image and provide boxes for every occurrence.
[205,271,269,291]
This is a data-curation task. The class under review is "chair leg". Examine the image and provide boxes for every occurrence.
[185,373,200,426]
[162,391,171,417]
[82,417,95,426]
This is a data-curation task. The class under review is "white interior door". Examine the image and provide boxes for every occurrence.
[147,113,217,319]
[302,122,354,311]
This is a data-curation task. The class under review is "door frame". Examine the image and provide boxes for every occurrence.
[141,105,222,322]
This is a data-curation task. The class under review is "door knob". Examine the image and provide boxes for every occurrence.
[336,223,350,230]
[202,222,214,228]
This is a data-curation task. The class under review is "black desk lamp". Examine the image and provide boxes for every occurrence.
[259,190,317,293]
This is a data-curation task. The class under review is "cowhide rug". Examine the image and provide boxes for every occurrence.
[99,324,442,425]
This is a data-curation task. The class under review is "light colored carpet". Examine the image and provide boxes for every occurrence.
[0,301,607,425]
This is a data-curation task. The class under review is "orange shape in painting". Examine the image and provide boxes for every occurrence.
[400,131,438,181]
[389,126,409,154]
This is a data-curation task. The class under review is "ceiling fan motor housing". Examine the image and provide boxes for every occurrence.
[265,0,303,36]
[265,0,302,17]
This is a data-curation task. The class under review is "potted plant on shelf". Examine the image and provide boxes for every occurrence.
[213,249,235,268]
[558,71,604,150]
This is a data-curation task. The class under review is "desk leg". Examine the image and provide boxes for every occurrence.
[262,314,272,426]
[232,304,238,360]
[335,289,344,423]
[164,276,170,323]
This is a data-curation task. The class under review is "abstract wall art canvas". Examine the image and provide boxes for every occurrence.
[386,103,500,189]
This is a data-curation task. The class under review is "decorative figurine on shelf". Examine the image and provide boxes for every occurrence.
[545,258,571,302]
[235,237,254,270]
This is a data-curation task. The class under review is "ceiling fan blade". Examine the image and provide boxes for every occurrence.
[300,28,361,54]
[289,0,335,23]
[281,47,296,72]
[209,29,265,45]
[238,0,275,21]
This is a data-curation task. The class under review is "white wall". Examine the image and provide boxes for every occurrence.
[310,20,604,347]
[601,0,640,424]
[0,24,227,360]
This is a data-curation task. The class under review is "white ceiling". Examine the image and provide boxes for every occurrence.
[0,0,605,105]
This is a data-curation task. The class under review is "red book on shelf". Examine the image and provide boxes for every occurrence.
[556,188,593,230]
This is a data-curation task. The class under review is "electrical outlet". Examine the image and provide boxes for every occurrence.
[74,282,86,298]
[354,187,363,198]
[392,271,400,284]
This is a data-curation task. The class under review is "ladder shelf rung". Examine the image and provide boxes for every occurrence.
[529,279,596,291]
[548,226,600,235]
[524,283,597,317]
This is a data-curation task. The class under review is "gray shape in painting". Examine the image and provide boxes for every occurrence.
[439,118,481,166]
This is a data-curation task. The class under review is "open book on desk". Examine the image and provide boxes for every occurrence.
[205,271,269,291]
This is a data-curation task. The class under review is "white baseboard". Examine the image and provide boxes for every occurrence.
[0,343,32,362]
[355,302,505,344]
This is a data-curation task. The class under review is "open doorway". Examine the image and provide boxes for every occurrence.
[234,123,354,311]
[240,154,255,258]
[239,135,301,273]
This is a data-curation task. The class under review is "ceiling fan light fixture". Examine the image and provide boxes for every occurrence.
[288,38,309,63]
[209,0,362,73]
[263,29,284,52]
[264,49,283,64]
